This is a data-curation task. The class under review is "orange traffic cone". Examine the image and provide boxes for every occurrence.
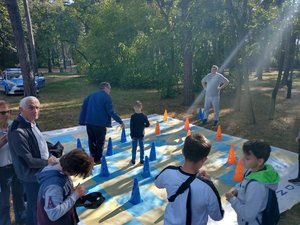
[215,125,222,141]
[227,144,236,165]
[155,121,160,136]
[187,129,191,136]
[233,159,243,182]
[163,110,168,122]
[184,118,190,131]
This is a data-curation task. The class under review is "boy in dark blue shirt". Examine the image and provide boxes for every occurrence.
[130,101,150,165]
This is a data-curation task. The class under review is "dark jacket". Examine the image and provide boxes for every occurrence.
[79,90,123,127]
[8,114,48,182]
[130,113,150,138]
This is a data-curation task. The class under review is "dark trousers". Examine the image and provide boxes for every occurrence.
[23,181,39,225]
[0,165,25,225]
[87,125,106,161]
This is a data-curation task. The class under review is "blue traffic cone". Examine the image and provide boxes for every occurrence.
[149,142,156,161]
[121,128,127,143]
[99,156,110,177]
[106,137,113,156]
[198,108,204,121]
[129,178,142,205]
[77,138,82,148]
[141,156,151,178]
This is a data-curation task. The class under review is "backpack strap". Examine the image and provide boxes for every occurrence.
[168,174,196,225]
[186,188,192,225]
[168,174,196,202]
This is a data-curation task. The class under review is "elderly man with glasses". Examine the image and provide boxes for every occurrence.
[0,100,25,225]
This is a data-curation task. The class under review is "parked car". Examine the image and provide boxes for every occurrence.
[0,68,45,95]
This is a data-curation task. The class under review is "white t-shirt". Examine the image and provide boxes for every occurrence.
[155,166,224,225]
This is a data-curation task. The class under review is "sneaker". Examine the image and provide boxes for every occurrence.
[94,159,101,165]
[213,120,218,126]
[288,177,300,183]
[131,160,135,165]
[140,160,144,165]
[202,119,207,125]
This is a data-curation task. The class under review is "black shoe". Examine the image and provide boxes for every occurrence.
[288,177,300,183]
[131,160,135,165]
[213,120,218,126]
[140,160,144,165]
[94,159,101,165]
[202,119,207,125]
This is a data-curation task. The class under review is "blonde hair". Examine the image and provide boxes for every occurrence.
[133,100,142,109]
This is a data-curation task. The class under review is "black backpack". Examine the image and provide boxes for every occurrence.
[245,179,280,225]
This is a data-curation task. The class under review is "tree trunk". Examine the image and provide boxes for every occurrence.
[244,69,256,124]
[61,42,67,72]
[270,47,285,120]
[47,48,52,73]
[5,0,36,96]
[23,0,38,75]
[182,0,194,106]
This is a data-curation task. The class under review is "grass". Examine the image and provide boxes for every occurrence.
[4,71,300,224]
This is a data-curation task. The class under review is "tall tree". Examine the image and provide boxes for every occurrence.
[23,0,38,74]
[181,0,193,105]
[5,0,36,96]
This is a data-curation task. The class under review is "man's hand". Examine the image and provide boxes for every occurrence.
[120,122,125,129]
[48,155,58,164]
[0,135,8,149]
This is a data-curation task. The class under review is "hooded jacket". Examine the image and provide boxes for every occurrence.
[228,164,280,225]
[37,164,79,225]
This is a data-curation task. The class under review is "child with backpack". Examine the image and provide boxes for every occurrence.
[155,133,224,225]
[225,139,280,225]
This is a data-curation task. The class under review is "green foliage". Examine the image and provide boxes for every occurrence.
[2,0,300,101]
[0,2,18,69]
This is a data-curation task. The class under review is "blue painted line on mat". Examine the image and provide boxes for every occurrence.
[115,186,165,218]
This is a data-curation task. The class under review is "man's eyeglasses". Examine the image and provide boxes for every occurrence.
[0,110,11,115]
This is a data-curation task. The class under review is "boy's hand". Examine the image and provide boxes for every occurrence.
[225,192,234,201]
[231,189,238,196]
[74,184,86,198]
[198,170,211,180]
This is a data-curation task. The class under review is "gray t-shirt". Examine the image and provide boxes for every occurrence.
[202,73,229,97]
[0,122,12,167]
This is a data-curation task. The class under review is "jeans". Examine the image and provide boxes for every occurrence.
[23,181,39,225]
[0,165,25,225]
[87,125,107,162]
[131,138,145,162]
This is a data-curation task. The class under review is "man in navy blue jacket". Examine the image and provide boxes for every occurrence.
[79,82,124,164]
